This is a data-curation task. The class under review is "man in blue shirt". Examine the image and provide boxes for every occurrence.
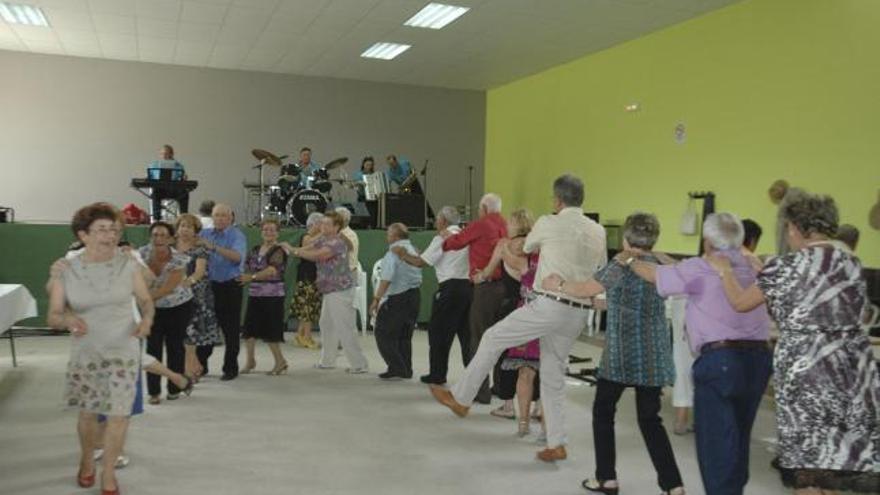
[295,147,322,188]
[199,203,247,381]
[146,144,188,220]
[371,223,422,380]
[385,154,412,190]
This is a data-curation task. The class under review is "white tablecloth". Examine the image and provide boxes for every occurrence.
[0,284,37,332]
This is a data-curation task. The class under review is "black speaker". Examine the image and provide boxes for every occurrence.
[379,194,426,229]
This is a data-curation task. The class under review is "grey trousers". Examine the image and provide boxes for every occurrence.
[452,296,588,448]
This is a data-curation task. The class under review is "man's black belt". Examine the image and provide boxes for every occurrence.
[701,339,769,354]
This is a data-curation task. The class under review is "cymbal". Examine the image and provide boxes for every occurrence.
[252,149,282,167]
[278,175,299,182]
[324,157,348,170]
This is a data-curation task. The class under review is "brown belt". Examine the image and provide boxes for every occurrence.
[535,291,592,310]
[700,339,769,354]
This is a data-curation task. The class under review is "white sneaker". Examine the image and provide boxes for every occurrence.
[115,455,130,469]
[313,363,335,370]
[346,367,368,374]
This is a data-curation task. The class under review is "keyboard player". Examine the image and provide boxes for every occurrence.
[146,144,189,220]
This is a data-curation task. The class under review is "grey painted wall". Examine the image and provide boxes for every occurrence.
[0,50,485,224]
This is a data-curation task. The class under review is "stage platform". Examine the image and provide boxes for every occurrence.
[0,223,439,327]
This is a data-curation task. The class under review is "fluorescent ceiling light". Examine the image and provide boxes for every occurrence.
[0,2,49,26]
[361,42,411,60]
[404,3,469,29]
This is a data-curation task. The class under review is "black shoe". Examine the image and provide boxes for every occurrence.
[378,371,403,381]
[220,373,238,381]
[474,393,491,405]
[166,393,180,401]
[420,374,446,385]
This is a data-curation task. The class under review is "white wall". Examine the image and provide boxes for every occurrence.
[0,50,485,223]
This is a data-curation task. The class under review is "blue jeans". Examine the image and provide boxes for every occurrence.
[693,347,772,495]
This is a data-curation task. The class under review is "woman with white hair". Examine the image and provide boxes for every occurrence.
[290,212,324,349]
[709,194,879,494]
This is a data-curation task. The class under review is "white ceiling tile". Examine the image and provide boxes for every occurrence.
[223,6,273,29]
[263,13,316,32]
[88,0,137,15]
[138,36,177,53]
[35,0,89,10]
[363,0,424,22]
[135,0,182,20]
[55,29,99,45]
[97,33,138,53]
[64,44,103,57]
[177,22,221,41]
[12,25,58,41]
[321,0,380,19]
[180,1,229,24]
[23,37,63,52]
[253,31,297,50]
[92,14,137,35]
[176,40,213,55]
[215,25,260,44]
[0,38,25,50]
[137,18,179,38]
[231,0,279,9]
[41,8,94,30]
[275,0,329,16]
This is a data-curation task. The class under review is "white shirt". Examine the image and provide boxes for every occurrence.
[524,207,607,303]
[340,227,359,272]
[420,225,469,283]
[199,216,214,230]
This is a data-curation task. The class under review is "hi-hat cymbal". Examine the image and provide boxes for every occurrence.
[252,149,282,167]
[324,157,348,170]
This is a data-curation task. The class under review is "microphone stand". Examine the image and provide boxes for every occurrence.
[422,159,429,229]
[467,165,474,221]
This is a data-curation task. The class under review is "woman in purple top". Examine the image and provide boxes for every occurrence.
[291,211,369,372]
[239,219,289,375]
[709,194,879,494]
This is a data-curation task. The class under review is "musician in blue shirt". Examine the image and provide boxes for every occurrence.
[295,147,322,188]
[385,155,412,189]
[146,144,189,220]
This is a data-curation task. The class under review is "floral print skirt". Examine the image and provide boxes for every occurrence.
[64,351,139,416]
[291,280,322,323]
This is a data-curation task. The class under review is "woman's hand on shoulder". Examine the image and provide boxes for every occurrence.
[49,258,70,279]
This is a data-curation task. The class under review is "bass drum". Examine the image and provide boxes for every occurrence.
[286,188,328,226]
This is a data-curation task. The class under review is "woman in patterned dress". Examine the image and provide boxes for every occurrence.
[174,213,222,380]
[544,212,684,495]
[47,203,154,495]
[710,193,879,494]
[290,212,323,349]
[240,219,290,375]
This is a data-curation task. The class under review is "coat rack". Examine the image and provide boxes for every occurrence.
[688,191,716,255]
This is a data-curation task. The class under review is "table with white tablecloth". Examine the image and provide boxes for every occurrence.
[0,284,38,367]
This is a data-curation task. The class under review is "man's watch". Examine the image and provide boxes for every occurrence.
[625,257,636,266]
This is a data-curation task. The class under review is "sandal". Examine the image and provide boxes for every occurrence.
[241,362,256,374]
[489,405,515,420]
[180,376,194,396]
[148,396,160,405]
[581,479,619,494]
[517,419,530,437]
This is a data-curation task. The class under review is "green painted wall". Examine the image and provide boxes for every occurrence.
[485,0,879,266]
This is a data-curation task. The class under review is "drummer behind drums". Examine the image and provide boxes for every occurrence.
[294,147,321,188]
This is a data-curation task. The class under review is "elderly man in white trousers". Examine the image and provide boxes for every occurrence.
[431,174,606,462]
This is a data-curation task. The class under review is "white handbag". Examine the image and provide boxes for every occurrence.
[680,198,698,235]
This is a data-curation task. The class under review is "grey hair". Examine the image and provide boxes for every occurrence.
[334,206,351,227]
[783,192,839,238]
[306,212,324,229]
[437,206,460,226]
[388,222,409,239]
[623,212,660,249]
[702,213,744,250]
[480,193,502,213]
[553,174,584,207]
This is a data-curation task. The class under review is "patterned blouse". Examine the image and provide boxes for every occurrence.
[594,253,675,387]
[139,244,192,308]
[314,236,354,294]
[245,244,288,298]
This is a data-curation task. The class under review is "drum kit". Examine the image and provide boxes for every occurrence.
[246,149,354,226]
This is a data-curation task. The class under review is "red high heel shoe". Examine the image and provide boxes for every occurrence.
[77,470,95,488]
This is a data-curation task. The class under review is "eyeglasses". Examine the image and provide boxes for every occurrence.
[90,227,121,235]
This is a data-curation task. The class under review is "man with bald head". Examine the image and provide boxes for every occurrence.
[371,223,422,380]
[199,203,247,381]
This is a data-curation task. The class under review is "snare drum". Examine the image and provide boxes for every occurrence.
[286,189,328,226]
[265,185,288,213]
